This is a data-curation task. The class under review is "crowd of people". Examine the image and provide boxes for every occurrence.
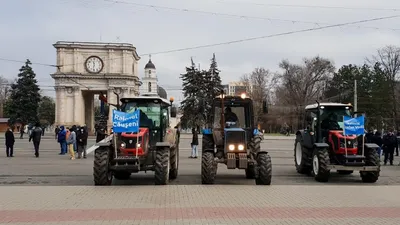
[55,125,88,160]
[365,129,399,166]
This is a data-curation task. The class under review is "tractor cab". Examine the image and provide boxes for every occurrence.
[305,102,358,155]
[117,96,177,156]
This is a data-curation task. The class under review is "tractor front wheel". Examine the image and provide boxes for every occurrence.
[360,147,380,183]
[311,148,330,182]
[255,153,272,185]
[155,147,170,185]
[201,152,217,184]
[93,147,113,185]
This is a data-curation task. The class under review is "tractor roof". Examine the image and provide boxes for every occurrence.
[120,95,171,105]
[305,102,352,110]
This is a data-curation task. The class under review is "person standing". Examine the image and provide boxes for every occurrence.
[5,127,15,157]
[372,131,383,158]
[57,126,67,155]
[76,125,88,159]
[29,123,42,158]
[66,127,76,160]
[382,129,398,165]
[190,128,199,158]
[55,126,60,140]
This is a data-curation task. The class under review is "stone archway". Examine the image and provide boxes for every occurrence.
[51,41,141,134]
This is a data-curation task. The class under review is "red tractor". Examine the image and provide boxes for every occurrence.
[93,95,180,185]
[294,102,380,183]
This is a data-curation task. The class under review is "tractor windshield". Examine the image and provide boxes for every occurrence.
[122,102,161,128]
[213,106,247,128]
[319,106,351,130]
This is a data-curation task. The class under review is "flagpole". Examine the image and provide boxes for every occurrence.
[343,116,348,159]
[136,109,140,158]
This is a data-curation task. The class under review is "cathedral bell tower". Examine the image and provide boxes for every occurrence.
[140,55,158,95]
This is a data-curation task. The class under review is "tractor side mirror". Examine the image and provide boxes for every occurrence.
[262,101,268,114]
[170,106,177,118]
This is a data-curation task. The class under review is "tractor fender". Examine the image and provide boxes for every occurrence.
[313,143,329,149]
[364,143,379,149]
[296,130,314,149]
[257,151,269,156]
[156,142,172,149]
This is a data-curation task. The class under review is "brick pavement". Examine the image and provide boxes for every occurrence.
[0,186,400,224]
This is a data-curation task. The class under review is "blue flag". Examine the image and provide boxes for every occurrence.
[343,116,365,135]
[112,109,141,133]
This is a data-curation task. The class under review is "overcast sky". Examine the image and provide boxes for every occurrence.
[1,0,400,101]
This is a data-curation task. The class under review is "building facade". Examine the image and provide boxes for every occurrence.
[51,41,141,132]
[224,81,253,96]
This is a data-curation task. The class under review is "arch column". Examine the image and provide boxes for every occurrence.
[54,86,66,125]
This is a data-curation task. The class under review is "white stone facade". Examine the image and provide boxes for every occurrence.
[51,41,141,133]
[140,59,158,95]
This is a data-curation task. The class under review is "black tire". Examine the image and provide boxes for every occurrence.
[169,145,179,180]
[255,153,272,185]
[245,165,255,179]
[311,148,330,182]
[93,148,113,185]
[202,134,214,152]
[294,136,312,174]
[249,135,262,156]
[114,171,131,180]
[155,147,170,185]
[201,151,217,184]
[337,170,353,175]
[360,147,380,183]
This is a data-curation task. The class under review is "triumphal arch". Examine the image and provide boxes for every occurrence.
[51,41,141,133]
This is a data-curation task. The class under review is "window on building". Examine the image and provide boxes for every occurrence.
[148,82,151,92]
[149,70,151,75]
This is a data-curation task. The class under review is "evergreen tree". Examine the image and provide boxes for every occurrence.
[203,53,223,126]
[5,59,41,126]
[38,96,56,127]
[180,58,204,128]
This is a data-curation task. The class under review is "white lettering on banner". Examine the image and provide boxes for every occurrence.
[113,113,138,122]
[113,121,139,128]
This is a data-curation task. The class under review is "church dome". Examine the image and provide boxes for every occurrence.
[145,59,156,69]
[157,86,167,99]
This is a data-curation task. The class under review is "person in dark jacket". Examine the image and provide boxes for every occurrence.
[372,131,383,158]
[365,130,374,143]
[382,129,398,165]
[76,125,88,159]
[190,128,199,158]
[55,126,60,140]
[29,123,42,157]
[5,127,15,157]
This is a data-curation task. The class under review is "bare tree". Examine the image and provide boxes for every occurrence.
[0,75,11,117]
[241,67,274,125]
[273,56,335,129]
[367,45,400,128]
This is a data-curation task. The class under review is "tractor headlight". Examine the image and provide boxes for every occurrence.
[136,143,141,148]
[228,144,235,151]
[120,142,126,149]
[238,144,244,151]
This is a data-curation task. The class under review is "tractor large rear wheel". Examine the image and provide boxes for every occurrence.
[155,147,170,185]
[255,153,272,185]
[360,147,380,183]
[294,136,312,174]
[311,147,330,182]
[201,152,217,184]
[93,147,113,185]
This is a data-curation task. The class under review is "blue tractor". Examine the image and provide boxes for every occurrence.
[201,93,272,185]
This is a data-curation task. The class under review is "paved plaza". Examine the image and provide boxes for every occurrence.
[0,134,400,224]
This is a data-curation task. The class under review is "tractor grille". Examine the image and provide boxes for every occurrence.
[340,138,356,148]
[225,130,246,145]
[121,137,139,149]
